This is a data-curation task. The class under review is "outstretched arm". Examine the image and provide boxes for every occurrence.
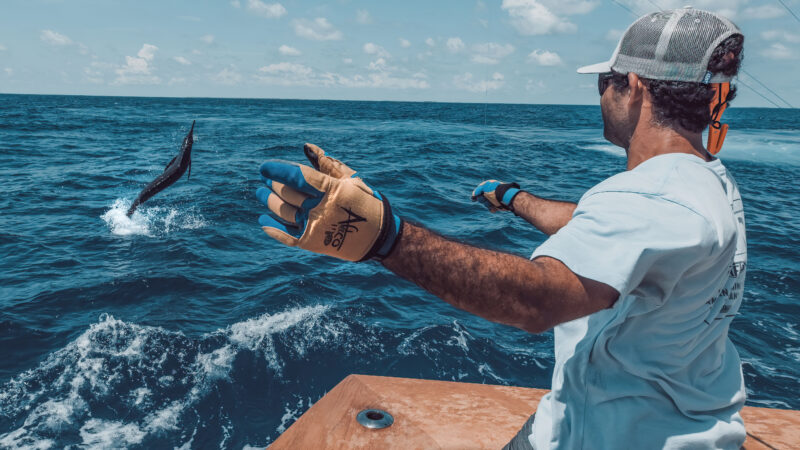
[381,222,618,334]
[511,192,577,236]
[257,146,617,334]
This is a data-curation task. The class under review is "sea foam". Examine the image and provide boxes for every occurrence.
[101,198,207,236]
[0,306,332,449]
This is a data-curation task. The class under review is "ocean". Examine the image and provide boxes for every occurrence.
[1,94,798,448]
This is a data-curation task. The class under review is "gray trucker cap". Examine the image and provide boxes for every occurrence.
[578,7,742,83]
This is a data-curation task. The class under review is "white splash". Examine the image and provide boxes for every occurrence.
[79,419,146,447]
[101,198,207,236]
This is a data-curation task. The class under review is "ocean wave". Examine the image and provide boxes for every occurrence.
[101,198,207,236]
[0,306,330,449]
[0,305,533,448]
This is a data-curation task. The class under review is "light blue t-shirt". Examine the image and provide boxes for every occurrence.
[529,153,747,449]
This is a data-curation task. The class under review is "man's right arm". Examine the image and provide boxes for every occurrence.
[511,191,576,236]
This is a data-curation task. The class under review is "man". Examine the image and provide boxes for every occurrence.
[255,7,747,449]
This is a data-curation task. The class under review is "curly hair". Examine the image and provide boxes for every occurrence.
[610,34,744,133]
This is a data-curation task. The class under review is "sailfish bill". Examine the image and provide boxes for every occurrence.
[126,121,195,217]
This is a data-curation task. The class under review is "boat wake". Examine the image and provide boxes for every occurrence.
[0,306,331,449]
[0,304,546,448]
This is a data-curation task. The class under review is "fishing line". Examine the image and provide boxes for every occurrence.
[741,69,794,108]
[776,0,800,24]
[734,77,784,108]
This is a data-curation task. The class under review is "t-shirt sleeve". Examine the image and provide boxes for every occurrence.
[531,191,715,298]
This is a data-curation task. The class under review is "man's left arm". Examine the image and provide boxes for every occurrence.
[381,222,619,334]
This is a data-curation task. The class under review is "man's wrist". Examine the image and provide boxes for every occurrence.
[503,187,522,211]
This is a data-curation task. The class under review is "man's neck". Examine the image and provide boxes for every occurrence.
[625,120,711,170]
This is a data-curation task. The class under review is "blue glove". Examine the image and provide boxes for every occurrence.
[471,180,521,213]
[256,143,402,262]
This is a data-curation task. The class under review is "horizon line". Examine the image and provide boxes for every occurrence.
[0,91,784,110]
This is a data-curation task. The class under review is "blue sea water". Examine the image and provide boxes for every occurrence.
[0,93,798,448]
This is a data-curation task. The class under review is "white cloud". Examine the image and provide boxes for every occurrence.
[213,67,242,85]
[471,42,514,64]
[41,29,73,46]
[173,56,191,65]
[84,63,104,83]
[400,38,411,48]
[255,62,429,89]
[363,43,390,58]
[356,9,372,24]
[446,37,465,53]
[137,44,157,60]
[343,58,353,64]
[425,37,435,47]
[526,79,546,91]
[367,58,388,71]
[245,0,287,19]
[741,4,785,19]
[5,68,13,76]
[260,62,313,77]
[343,72,430,89]
[616,1,748,20]
[114,44,160,85]
[761,30,800,44]
[528,49,562,66]
[279,45,301,56]
[201,34,215,44]
[606,29,623,42]
[231,0,241,7]
[762,42,794,60]
[0,44,6,51]
[453,72,504,93]
[293,18,343,41]
[501,0,578,35]
[169,77,186,85]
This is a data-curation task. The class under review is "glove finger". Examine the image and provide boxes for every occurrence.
[472,180,498,198]
[260,160,328,197]
[259,214,302,243]
[304,143,356,179]
[267,180,309,208]
[268,192,301,225]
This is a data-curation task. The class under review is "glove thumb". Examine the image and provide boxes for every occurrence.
[304,143,357,179]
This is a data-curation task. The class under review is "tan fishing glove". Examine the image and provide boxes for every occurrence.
[256,144,402,262]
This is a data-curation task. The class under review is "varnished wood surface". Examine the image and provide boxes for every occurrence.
[270,375,799,449]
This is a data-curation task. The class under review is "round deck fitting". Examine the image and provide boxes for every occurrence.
[356,409,394,429]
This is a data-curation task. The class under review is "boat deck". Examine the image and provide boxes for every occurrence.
[271,374,799,449]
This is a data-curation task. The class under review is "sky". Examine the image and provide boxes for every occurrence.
[1,0,798,107]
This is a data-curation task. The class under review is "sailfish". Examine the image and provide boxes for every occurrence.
[126,121,195,217]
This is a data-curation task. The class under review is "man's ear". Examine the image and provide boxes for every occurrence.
[627,72,644,107]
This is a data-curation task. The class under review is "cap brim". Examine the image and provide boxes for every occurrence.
[577,61,612,74]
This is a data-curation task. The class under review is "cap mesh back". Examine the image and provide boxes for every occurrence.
[619,12,670,60]
[663,12,728,63]
[610,8,740,83]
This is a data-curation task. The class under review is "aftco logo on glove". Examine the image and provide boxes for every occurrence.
[324,206,367,251]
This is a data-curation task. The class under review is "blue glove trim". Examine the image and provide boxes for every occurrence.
[471,180,502,201]
[259,161,324,198]
[501,187,521,207]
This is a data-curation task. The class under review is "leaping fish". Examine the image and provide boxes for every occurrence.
[126,121,195,217]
